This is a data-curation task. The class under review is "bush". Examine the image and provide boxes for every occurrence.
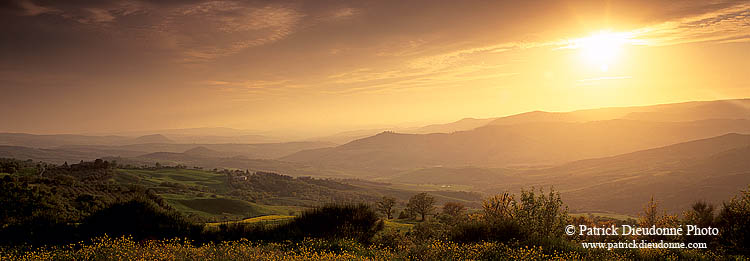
[449,218,522,243]
[204,204,384,244]
[512,187,569,239]
[717,185,750,254]
[80,196,202,241]
[278,203,383,243]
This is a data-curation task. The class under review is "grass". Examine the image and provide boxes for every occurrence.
[205,215,295,227]
[111,168,303,220]
[570,212,636,221]
[160,194,300,219]
[383,220,414,233]
[114,168,229,193]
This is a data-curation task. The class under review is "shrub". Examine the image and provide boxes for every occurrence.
[449,218,522,243]
[80,196,202,241]
[717,185,750,254]
[514,187,569,239]
[205,203,384,244]
[278,203,384,243]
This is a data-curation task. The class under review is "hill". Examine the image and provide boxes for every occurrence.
[183,146,225,157]
[487,98,750,126]
[509,133,750,215]
[0,133,132,147]
[0,145,143,164]
[408,117,498,134]
[132,134,174,144]
[386,166,524,188]
[62,141,335,160]
[382,133,750,215]
[282,119,750,172]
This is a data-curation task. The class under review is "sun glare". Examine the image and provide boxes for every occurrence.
[571,30,633,72]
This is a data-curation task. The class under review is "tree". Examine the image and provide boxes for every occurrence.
[406,193,435,221]
[717,185,750,254]
[514,187,569,239]
[483,192,515,222]
[376,196,396,219]
[639,195,677,228]
[641,195,660,227]
[443,202,466,218]
[684,201,715,228]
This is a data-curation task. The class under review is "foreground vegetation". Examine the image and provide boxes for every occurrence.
[2,235,735,261]
[2,158,750,260]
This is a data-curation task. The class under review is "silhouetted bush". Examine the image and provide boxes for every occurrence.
[449,219,522,243]
[80,196,202,241]
[0,216,76,246]
[281,204,383,242]
[717,185,750,254]
[204,204,384,243]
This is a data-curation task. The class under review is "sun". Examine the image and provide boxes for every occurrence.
[571,30,632,72]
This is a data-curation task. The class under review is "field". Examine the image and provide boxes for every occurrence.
[114,168,229,193]
[161,194,301,219]
[112,168,305,220]
[110,167,487,221]
[205,215,295,227]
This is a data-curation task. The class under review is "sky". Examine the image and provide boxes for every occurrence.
[1,0,749,136]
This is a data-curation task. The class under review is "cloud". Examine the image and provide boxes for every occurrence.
[633,2,750,46]
[17,0,59,16]
[177,0,750,95]
[159,1,304,61]
[6,0,305,61]
[76,8,116,24]
[197,79,304,98]
[17,0,146,25]
[321,7,358,21]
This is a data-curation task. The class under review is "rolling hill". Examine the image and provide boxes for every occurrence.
[132,134,174,144]
[383,133,750,215]
[282,119,750,172]
[499,133,750,215]
[0,133,134,147]
[487,98,750,126]
[60,141,336,159]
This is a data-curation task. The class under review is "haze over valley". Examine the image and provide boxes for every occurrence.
[2,98,749,215]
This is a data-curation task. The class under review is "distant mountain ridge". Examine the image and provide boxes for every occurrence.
[385,133,750,215]
[519,133,750,214]
[133,134,174,144]
[283,118,750,172]
[488,98,750,126]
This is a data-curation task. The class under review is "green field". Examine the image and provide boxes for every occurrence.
[205,215,295,227]
[112,168,303,220]
[114,168,229,193]
[108,167,488,221]
[383,219,415,233]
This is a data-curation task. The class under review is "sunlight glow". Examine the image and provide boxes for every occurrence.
[570,30,634,72]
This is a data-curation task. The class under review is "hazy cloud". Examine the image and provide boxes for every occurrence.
[635,2,749,46]
[17,0,59,16]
